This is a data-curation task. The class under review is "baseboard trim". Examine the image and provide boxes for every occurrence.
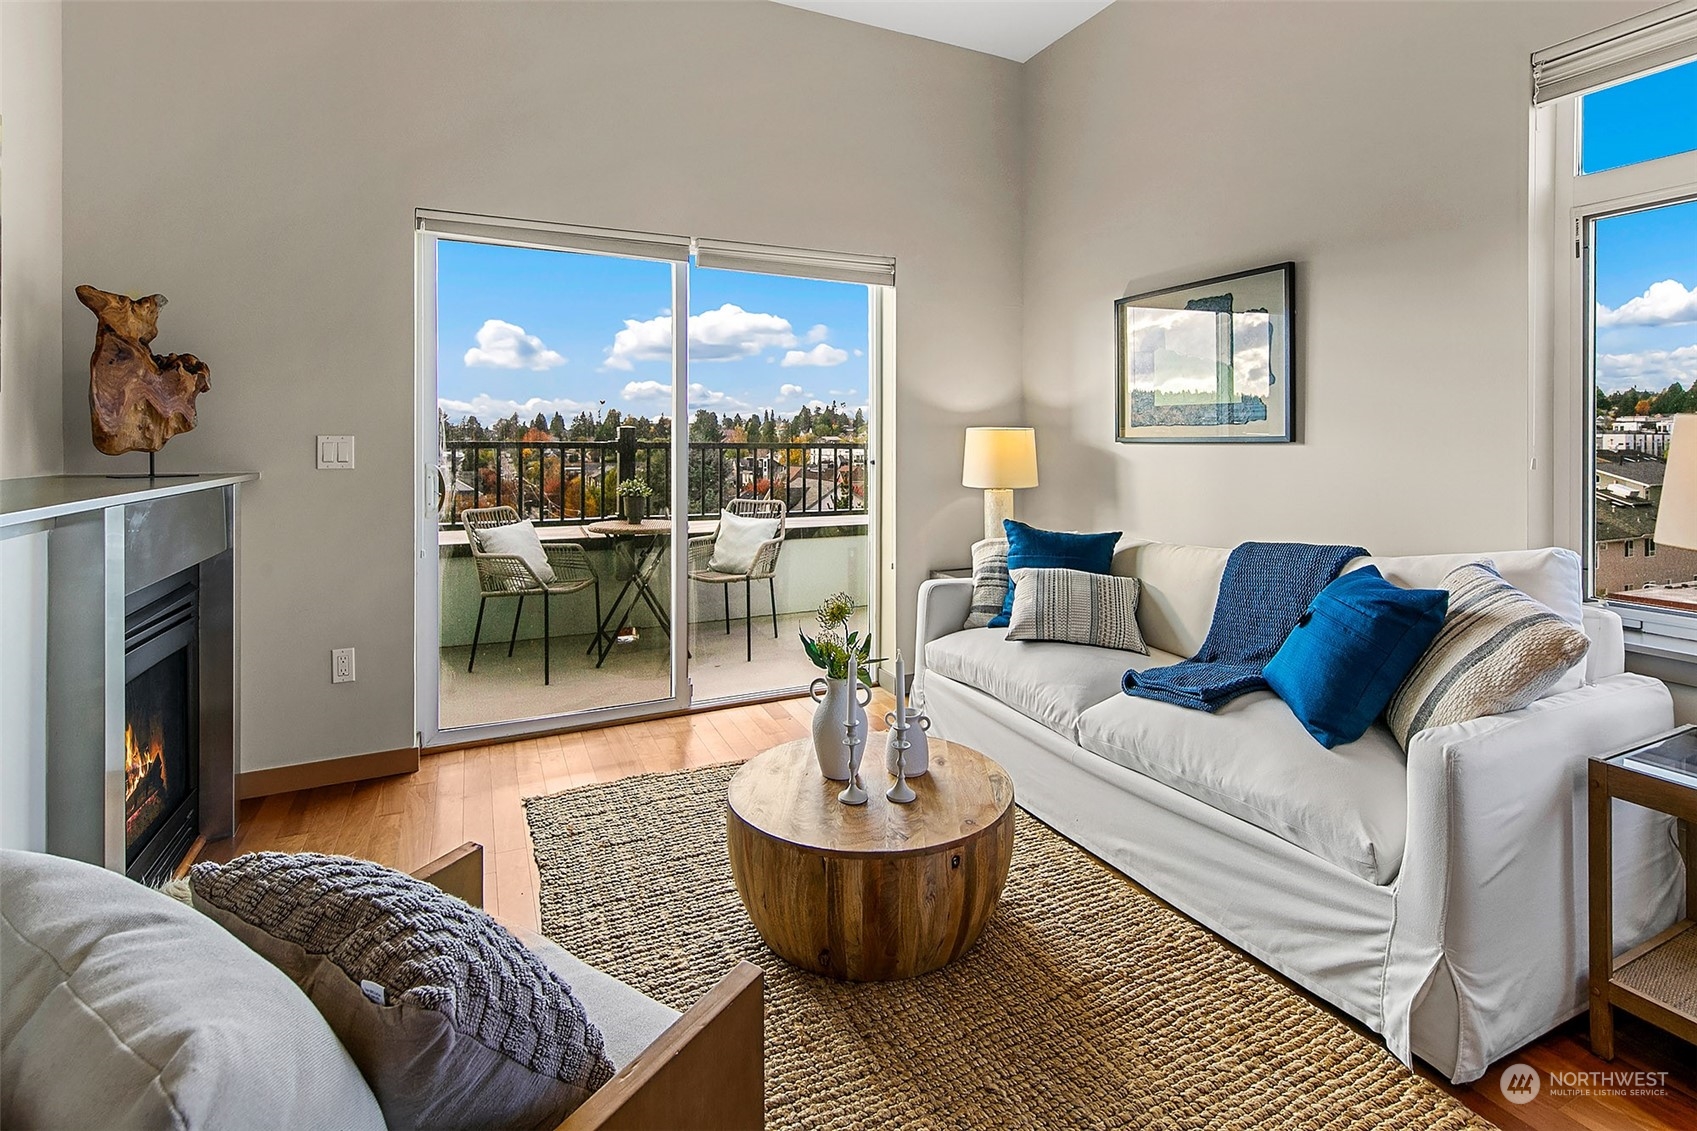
[237,745,420,799]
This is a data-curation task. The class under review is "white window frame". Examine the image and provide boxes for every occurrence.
[1537,63,1697,667]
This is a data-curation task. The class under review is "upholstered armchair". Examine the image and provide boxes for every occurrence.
[462,506,600,685]
[688,498,787,662]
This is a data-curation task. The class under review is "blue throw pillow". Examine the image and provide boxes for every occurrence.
[1263,565,1447,749]
[992,519,1122,628]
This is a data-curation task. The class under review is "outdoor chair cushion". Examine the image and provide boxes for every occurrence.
[707,510,779,574]
[478,519,557,585]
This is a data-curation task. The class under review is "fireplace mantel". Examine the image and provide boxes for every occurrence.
[2,473,258,875]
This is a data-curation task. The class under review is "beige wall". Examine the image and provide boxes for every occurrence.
[0,0,64,851]
[58,1,1023,771]
[1,0,64,479]
[1020,0,1651,553]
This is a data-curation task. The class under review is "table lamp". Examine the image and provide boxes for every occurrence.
[963,427,1038,542]
[1654,414,1697,550]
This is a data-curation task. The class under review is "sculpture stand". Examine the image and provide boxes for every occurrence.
[106,452,199,480]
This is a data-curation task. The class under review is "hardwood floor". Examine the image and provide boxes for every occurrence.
[199,694,1696,1129]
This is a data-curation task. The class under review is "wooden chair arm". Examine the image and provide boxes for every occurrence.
[412,843,484,907]
[558,961,765,1131]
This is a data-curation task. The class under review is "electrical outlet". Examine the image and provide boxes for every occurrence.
[332,647,356,684]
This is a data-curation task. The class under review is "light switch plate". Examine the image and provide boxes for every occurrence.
[317,435,355,469]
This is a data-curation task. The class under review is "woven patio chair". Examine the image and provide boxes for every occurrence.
[688,498,787,662]
[462,506,600,685]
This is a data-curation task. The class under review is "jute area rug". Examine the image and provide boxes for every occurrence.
[524,764,1493,1130]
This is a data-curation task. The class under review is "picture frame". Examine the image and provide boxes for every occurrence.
[1114,262,1295,443]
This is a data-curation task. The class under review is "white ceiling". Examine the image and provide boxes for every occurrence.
[772,1,1114,63]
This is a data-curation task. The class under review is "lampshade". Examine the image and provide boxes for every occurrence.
[962,427,1038,489]
[1654,414,1697,550]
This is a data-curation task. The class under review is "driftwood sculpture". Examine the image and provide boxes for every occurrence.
[77,284,211,456]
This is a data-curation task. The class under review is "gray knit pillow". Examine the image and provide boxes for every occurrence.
[190,853,613,1130]
[1385,562,1590,748]
[964,538,1010,629]
[1006,567,1148,653]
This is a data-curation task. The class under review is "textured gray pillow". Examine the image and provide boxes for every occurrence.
[964,538,1011,629]
[2,849,384,1131]
[190,853,614,1131]
[1006,567,1148,653]
[1385,561,1591,748]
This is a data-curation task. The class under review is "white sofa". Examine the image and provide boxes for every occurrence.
[914,540,1685,1084]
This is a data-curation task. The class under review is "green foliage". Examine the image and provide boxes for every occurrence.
[616,477,654,498]
[798,591,877,680]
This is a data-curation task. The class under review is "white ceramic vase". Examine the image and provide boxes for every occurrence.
[884,710,931,777]
[809,676,870,781]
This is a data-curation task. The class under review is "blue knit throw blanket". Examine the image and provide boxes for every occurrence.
[1123,541,1368,711]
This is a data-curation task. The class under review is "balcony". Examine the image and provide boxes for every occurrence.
[435,434,869,730]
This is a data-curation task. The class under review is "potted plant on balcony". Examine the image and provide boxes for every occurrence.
[616,478,653,524]
[800,592,878,781]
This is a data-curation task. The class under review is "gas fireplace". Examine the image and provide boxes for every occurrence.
[124,575,200,886]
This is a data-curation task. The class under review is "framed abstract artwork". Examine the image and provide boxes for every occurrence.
[1114,262,1295,443]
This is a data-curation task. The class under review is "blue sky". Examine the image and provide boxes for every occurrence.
[1585,60,1697,396]
[436,240,870,424]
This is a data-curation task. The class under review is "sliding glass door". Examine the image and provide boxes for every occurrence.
[417,224,689,745]
[681,266,875,704]
[416,215,888,745]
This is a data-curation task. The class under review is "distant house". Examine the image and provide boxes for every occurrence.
[1592,451,1697,598]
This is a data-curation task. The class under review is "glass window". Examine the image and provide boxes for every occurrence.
[1581,58,1697,174]
[1589,199,1697,602]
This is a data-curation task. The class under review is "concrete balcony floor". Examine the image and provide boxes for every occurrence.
[437,609,822,731]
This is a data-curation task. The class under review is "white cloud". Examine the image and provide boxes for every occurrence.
[620,380,672,402]
[463,319,566,370]
[439,394,590,422]
[1597,344,1697,392]
[777,383,806,399]
[602,304,798,370]
[1597,280,1697,328]
[852,348,865,357]
[619,379,752,411]
[805,324,829,344]
[781,343,849,368]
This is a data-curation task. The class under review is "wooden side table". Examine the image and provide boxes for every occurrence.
[1588,724,1697,1059]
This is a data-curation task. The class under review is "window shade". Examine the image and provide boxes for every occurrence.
[1533,0,1697,104]
[693,238,896,287]
[416,210,691,262]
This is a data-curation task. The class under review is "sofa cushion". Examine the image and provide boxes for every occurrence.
[1007,567,1147,653]
[1109,540,1232,658]
[1075,692,1409,884]
[1263,566,1448,749]
[1,849,385,1131]
[1385,562,1592,749]
[1355,546,1587,696]
[964,537,1010,629]
[994,519,1122,627]
[510,926,679,1071]
[926,627,1183,737]
[190,852,615,1131]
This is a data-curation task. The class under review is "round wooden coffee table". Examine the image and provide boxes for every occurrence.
[725,737,1014,981]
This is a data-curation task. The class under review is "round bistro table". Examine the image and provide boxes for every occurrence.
[725,737,1015,981]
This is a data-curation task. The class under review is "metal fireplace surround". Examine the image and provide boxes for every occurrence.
[45,485,240,874]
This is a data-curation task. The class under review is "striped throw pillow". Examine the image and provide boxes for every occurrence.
[1385,561,1589,748]
[1006,567,1148,653]
[964,538,1010,629]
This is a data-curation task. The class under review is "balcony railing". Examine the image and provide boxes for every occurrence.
[442,430,867,528]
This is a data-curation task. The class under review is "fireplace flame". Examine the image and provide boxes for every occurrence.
[125,715,168,804]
